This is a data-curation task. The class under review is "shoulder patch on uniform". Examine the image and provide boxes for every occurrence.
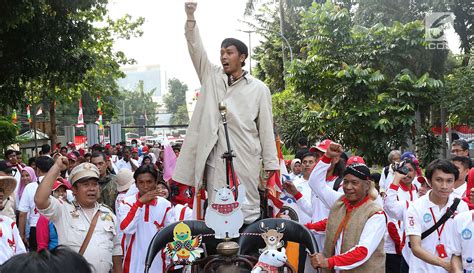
[100,203,113,212]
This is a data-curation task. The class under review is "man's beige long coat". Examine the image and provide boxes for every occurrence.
[172,22,279,223]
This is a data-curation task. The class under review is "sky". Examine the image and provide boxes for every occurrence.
[108,1,461,92]
[108,0,260,92]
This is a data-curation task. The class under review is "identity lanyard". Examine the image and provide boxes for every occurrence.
[429,208,446,242]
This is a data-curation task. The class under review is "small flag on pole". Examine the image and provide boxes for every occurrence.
[27,106,32,123]
[97,97,103,130]
[76,99,85,128]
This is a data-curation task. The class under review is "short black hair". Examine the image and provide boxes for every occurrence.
[333,159,346,177]
[297,137,308,146]
[133,164,158,181]
[301,152,317,161]
[41,144,51,154]
[90,151,106,162]
[35,156,54,173]
[221,38,248,67]
[452,139,469,151]
[4,149,16,158]
[141,155,153,166]
[370,172,381,184]
[0,246,92,273]
[451,156,471,170]
[28,157,36,167]
[426,159,459,182]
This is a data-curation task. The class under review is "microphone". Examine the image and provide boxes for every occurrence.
[219,102,227,116]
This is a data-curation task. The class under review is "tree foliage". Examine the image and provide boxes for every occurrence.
[0,0,143,145]
[0,118,18,156]
[171,105,190,126]
[444,64,474,126]
[119,80,158,127]
[287,2,443,163]
[247,0,472,163]
[164,78,189,125]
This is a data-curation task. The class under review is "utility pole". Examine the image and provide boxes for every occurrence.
[279,0,286,65]
[122,100,125,126]
[237,29,255,74]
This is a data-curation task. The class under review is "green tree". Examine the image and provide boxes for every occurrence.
[0,118,18,156]
[119,81,158,132]
[285,2,443,164]
[444,64,474,126]
[244,0,313,93]
[171,105,189,126]
[164,78,189,125]
[1,0,143,146]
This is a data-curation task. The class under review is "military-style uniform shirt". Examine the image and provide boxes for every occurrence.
[98,174,118,212]
[39,197,122,273]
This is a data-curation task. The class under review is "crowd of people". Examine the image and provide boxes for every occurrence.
[0,2,472,273]
[0,140,193,273]
[0,137,472,273]
[283,138,474,273]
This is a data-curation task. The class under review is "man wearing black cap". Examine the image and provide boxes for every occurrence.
[305,142,386,272]
[173,2,278,223]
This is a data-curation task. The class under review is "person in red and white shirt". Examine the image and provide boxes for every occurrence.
[448,210,474,273]
[283,140,345,249]
[383,159,419,273]
[119,165,174,273]
[0,214,26,265]
[405,159,469,273]
[305,142,386,272]
[155,181,192,222]
[284,153,317,226]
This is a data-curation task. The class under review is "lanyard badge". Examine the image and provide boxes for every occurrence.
[436,243,447,258]
[429,208,448,258]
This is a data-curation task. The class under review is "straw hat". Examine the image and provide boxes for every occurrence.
[0,176,17,197]
[116,169,134,192]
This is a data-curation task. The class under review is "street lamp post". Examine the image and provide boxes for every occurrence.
[237,29,255,74]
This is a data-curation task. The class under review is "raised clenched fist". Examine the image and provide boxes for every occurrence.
[325,142,343,159]
[185,2,197,17]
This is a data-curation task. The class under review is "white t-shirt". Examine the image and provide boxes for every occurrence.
[292,176,312,225]
[452,183,467,199]
[18,176,44,227]
[0,215,27,264]
[447,210,474,271]
[405,192,469,273]
[116,159,138,171]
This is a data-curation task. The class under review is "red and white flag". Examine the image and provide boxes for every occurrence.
[76,99,85,128]
[266,133,288,217]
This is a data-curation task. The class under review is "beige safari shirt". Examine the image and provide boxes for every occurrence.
[39,197,122,273]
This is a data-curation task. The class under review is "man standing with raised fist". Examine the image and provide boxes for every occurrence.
[173,2,278,224]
